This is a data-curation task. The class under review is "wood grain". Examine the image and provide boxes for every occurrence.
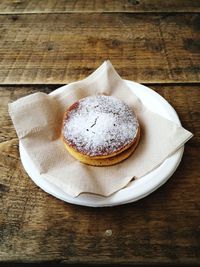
[0,0,199,14]
[0,85,199,263]
[0,13,199,85]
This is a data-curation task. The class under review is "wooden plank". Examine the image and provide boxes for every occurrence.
[0,13,199,84]
[0,85,199,263]
[0,0,199,14]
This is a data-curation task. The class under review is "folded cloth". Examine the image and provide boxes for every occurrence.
[9,61,193,197]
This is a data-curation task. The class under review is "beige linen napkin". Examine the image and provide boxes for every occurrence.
[9,61,193,197]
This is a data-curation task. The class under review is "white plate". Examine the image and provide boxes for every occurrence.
[19,80,184,207]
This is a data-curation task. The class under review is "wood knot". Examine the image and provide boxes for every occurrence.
[183,38,200,53]
[104,229,112,237]
[111,39,121,48]
[11,15,18,21]
[47,42,54,51]
[0,184,9,193]
[128,0,140,5]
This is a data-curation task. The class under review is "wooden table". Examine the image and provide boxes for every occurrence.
[0,0,199,265]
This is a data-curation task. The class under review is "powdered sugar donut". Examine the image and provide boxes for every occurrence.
[62,95,140,166]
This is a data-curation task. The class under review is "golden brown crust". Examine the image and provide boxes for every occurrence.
[62,125,140,159]
[62,96,140,159]
[63,127,140,166]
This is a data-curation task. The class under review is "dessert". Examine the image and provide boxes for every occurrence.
[62,95,140,166]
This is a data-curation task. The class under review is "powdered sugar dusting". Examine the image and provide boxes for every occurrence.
[63,95,139,156]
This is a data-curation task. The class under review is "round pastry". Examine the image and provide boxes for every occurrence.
[64,127,140,166]
[62,95,140,166]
